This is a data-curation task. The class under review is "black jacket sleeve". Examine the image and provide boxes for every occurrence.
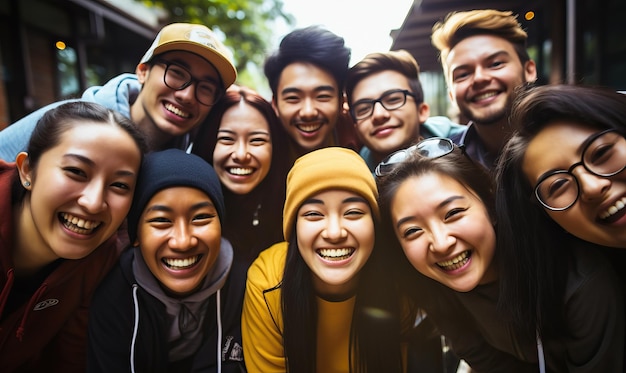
[86,263,138,373]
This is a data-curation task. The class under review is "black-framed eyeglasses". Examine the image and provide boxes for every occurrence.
[153,59,221,106]
[351,89,415,121]
[533,129,626,211]
[375,137,459,177]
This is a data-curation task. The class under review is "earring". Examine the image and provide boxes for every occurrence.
[23,181,31,187]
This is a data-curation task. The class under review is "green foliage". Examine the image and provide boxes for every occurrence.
[140,0,294,80]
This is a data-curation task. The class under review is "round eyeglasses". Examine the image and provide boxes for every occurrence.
[153,59,221,106]
[534,129,626,211]
[351,89,415,121]
[375,137,456,177]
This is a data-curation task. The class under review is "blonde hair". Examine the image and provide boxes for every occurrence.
[431,9,529,72]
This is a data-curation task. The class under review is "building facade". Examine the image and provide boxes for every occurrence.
[390,0,626,116]
[0,0,163,129]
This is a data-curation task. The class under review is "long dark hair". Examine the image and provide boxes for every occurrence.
[495,84,626,337]
[192,87,289,260]
[376,148,495,305]
[192,86,287,165]
[10,101,146,205]
[281,214,403,373]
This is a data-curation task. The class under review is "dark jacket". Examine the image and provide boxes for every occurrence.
[0,161,121,372]
[424,246,624,372]
[87,244,246,373]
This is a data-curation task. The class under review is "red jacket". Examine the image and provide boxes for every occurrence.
[0,161,121,372]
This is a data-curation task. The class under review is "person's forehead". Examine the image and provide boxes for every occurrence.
[156,50,221,79]
[523,122,596,178]
[351,70,411,99]
[277,62,338,90]
[446,34,517,64]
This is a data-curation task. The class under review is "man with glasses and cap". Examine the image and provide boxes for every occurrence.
[0,23,237,161]
[345,50,466,173]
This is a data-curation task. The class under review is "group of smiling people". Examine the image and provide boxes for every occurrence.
[239,82,626,373]
[0,10,625,373]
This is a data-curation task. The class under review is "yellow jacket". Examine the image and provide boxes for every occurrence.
[241,242,355,373]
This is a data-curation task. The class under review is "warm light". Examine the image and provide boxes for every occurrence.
[525,11,535,21]
[55,41,66,50]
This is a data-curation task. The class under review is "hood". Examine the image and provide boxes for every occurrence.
[81,73,141,117]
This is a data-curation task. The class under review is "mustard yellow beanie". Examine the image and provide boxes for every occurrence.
[283,147,379,241]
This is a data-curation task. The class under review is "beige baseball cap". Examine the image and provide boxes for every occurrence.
[140,23,237,88]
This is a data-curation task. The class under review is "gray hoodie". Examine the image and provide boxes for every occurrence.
[132,237,233,363]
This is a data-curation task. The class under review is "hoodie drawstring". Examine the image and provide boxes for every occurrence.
[128,284,224,372]
[536,329,545,373]
[0,268,15,320]
[16,282,47,341]
[130,284,140,373]
[216,288,222,373]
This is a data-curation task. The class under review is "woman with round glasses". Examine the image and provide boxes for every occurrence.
[376,137,624,372]
[497,84,626,249]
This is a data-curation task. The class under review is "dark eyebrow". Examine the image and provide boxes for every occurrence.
[163,57,220,84]
[165,57,192,69]
[395,195,465,229]
[63,153,95,167]
[451,50,512,73]
[145,205,174,213]
[313,85,336,93]
[354,89,409,104]
[217,128,270,137]
[535,134,594,181]
[301,198,323,206]
[344,196,368,204]
[485,50,512,61]
[192,201,215,210]
[578,132,599,154]
[437,195,464,209]
[301,195,368,208]
[145,200,215,214]
[63,153,136,177]
[280,85,336,96]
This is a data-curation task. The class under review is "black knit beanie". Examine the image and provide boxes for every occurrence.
[127,149,225,244]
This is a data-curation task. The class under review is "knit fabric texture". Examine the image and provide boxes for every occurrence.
[127,148,224,243]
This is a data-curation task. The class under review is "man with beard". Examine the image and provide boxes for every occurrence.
[431,9,537,169]
[264,26,360,166]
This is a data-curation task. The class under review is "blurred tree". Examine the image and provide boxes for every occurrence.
[141,0,294,77]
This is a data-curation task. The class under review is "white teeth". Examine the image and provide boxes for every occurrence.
[600,197,626,220]
[317,248,355,261]
[165,103,190,118]
[436,251,470,271]
[473,92,497,101]
[163,255,201,269]
[61,213,101,234]
[228,167,253,176]
[297,123,322,133]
